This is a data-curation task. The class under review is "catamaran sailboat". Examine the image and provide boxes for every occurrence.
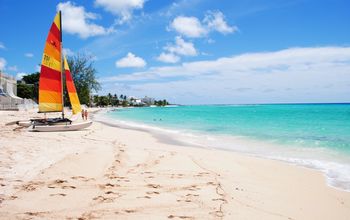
[17,11,92,131]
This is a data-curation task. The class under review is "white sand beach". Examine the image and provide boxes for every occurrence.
[0,109,350,219]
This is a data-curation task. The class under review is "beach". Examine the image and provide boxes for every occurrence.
[0,109,350,219]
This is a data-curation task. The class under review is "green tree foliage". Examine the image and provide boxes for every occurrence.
[91,94,168,108]
[67,53,101,106]
[107,93,112,104]
[155,99,169,106]
[93,95,99,105]
[122,100,128,107]
[22,72,39,84]
[19,72,39,101]
[17,84,34,99]
[111,94,119,106]
[98,96,109,106]
[92,94,119,107]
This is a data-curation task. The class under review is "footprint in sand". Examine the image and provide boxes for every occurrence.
[92,195,115,203]
[210,210,224,218]
[146,191,160,195]
[104,174,117,179]
[168,215,194,219]
[212,198,227,202]
[185,193,199,197]
[177,198,192,203]
[7,195,18,200]
[104,191,121,196]
[171,173,185,179]
[22,211,48,218]
[137,195,152,199]
[146,184,161,189]
[54,179,67,184]
[71,176,95,182]
[21,181,45,191]
[78,211,102,220]
[184,185,200,191]
[99,183,120,190]
[62,185,76,189]
[176,193,199,203]
[194,173,209,177]
[50,193,67,197]
[105,175,128,181]
[47,179,76,189]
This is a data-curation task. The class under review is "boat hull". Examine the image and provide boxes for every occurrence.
[32,121,92,132]
[17,120,32,127]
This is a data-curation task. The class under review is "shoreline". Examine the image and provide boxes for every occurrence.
[0,109,350,219]
[97,108,350,192]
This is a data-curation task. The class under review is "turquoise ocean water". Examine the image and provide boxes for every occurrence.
[101,104,350,190]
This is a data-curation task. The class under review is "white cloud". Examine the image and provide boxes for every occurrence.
[0,57,6,70]
[0,42,5,49]
[157,36,197,63]
[157,52,180,63]
[170,16,207,38]
[57,1,114,39]
[16,72,27,80]
[170,11,236,38]
[116,52,146,68]
[63,48,74,56]
[95,0,145,24]
[102,47,350,104]
[24,53,34,58]
[204,11,237,34]
[165,36,197,56]
[160,0,199,17]
[8,66,18,71]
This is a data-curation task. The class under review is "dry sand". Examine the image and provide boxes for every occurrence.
[0,109,350,219]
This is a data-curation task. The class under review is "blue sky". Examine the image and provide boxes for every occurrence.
[0,0,350,104]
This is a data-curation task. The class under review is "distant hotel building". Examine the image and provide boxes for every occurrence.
[141,96,155,105]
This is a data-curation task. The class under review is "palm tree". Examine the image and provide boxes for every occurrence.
[107,93,112,105]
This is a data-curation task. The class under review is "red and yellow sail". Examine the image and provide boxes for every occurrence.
[64,56,81,115]
[38,12,63,112]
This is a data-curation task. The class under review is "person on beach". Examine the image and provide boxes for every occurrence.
[81,109,85,120]
[84,109,88,120]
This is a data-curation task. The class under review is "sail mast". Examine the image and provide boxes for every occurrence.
[59,10,65,119]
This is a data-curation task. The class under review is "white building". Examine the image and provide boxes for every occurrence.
[141,96,155,106]
[0,72,17,96]
[126,96,145,106]
[0,72,24,110]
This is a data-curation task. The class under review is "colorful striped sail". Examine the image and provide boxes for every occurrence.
[38,12,63,112]
[64,55,82,115]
